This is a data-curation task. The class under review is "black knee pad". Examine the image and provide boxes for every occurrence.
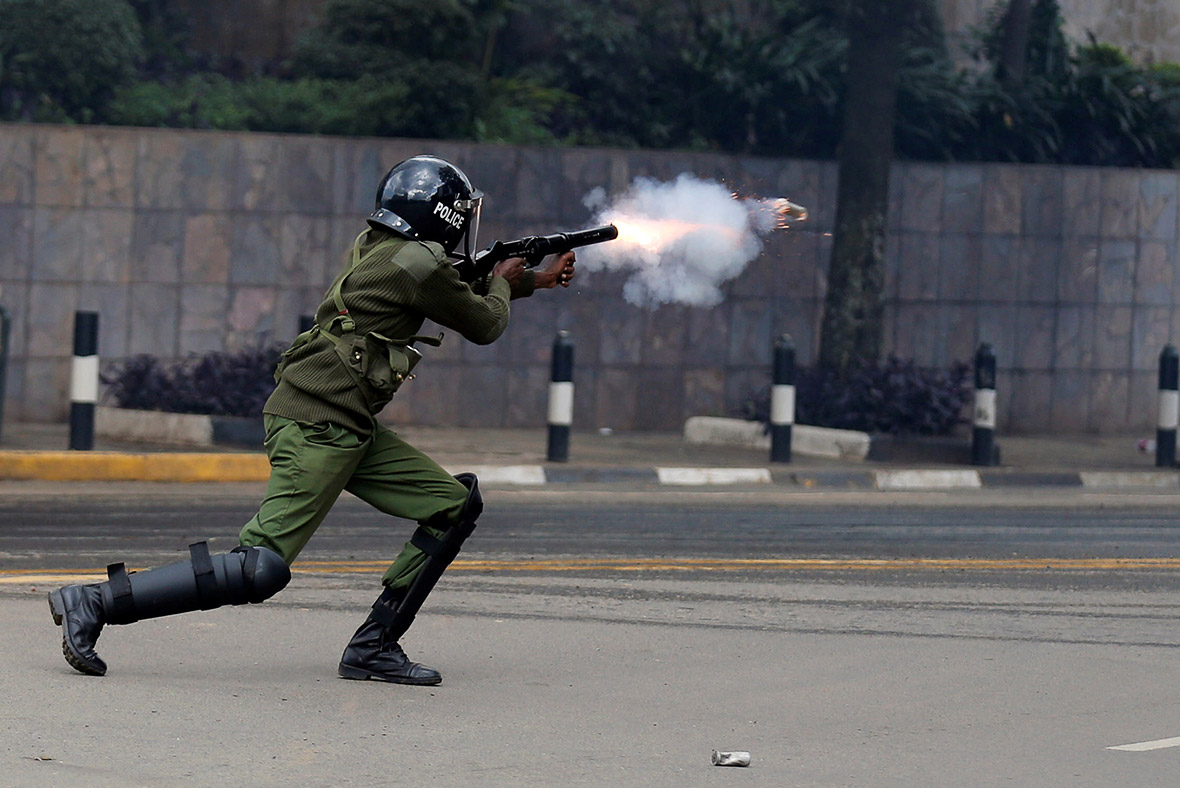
[102,542,291,625]
[371,474,483,640]
[453,472,483,523]
[233,545,292,603]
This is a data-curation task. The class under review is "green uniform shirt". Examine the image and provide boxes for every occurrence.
[264,227,535,435]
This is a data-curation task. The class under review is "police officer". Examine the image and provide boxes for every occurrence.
[49,155,577,685]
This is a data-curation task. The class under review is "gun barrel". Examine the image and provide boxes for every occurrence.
[569,224,619,244]
[468,223,619,279]
[532,224,617,264]
[530,224,618,252]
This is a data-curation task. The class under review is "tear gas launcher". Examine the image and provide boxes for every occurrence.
[457,224,618,283]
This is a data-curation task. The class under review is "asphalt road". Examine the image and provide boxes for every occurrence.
[4,484,1180,787]
[4,482,1180,566]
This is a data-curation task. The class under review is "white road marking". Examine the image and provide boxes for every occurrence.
[1080,472,1180,489]
[875,470,982,490]
[656,467,772,485]
[1107,736,1180,752]
[446,464,547,485]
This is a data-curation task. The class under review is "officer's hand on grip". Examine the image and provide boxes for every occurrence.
[491,257,527,290]
[535,251,577,290]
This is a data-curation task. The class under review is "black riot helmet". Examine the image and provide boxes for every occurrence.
[368,155,483,259]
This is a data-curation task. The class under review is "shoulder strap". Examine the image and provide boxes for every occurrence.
[371,332,444,348]
[323,230,369,336]
[319,231,445,352]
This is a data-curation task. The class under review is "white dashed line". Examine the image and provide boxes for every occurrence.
[656,467,773,485]
[1107,736,1180,752]
[450,465,547,485]
[875,470,982,490]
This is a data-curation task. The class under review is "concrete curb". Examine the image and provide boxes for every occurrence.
[683,416,1001,466]
[1,450,1178,488]
[684,416,873,461]
[96,406,264,448]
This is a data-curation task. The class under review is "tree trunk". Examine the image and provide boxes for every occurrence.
[998,0,1033,88]
[818,0,913,377]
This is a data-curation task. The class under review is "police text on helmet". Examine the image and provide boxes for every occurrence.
[433,202,465,230]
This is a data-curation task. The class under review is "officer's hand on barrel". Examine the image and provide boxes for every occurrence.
[536,251,577,289]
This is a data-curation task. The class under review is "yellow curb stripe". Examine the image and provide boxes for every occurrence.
[292,557,1180,572]
[0,573,109,584]
[4,557,1180,585]
[0,451,270,482]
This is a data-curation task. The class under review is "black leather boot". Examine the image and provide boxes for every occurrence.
[48,584,107,676]
[338,588,441,685]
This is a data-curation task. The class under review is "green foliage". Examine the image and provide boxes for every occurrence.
[497,0,845,154]
[289,0,486,138]
[1150,62,1180,88]
[964,3,1180,168]
[0,0,143,121]
[6,0,1180,169]
[126,0,196,78]
[506,0,684,149]
[102,342,283,418]
[979,0,1070,81]
[683,14,846,156]
[109,72,479,139]
[473,77,572,145]
[1056,40,1180,167]
[738,356,972,436]
[894,47,978,160]
[108,74,251,129]
[966,69,1065,163]
[292,0,481,78]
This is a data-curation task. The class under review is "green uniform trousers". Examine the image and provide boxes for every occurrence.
[238,415,469,591]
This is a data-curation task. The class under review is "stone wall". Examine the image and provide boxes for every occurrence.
[941,0,1180,65]
[0,123,1176,434]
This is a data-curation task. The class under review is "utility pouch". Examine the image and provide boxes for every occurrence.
[318,231,444,414]
[333,331,440,413]
[273,328,317,383]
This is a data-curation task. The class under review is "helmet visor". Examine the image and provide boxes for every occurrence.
[455,191,483,264]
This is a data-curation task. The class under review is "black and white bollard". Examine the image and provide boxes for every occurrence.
[770,334,795,463]
[547,330,574,462]
[0,302,10,444]
[971,342,996,467]
[69,311,100,451]
[1156,344,1178,467]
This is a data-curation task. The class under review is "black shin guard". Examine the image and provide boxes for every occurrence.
[102,542,291,625]
[373,473,483,640]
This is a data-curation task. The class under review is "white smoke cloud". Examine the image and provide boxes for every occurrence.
[578,174,796,308]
